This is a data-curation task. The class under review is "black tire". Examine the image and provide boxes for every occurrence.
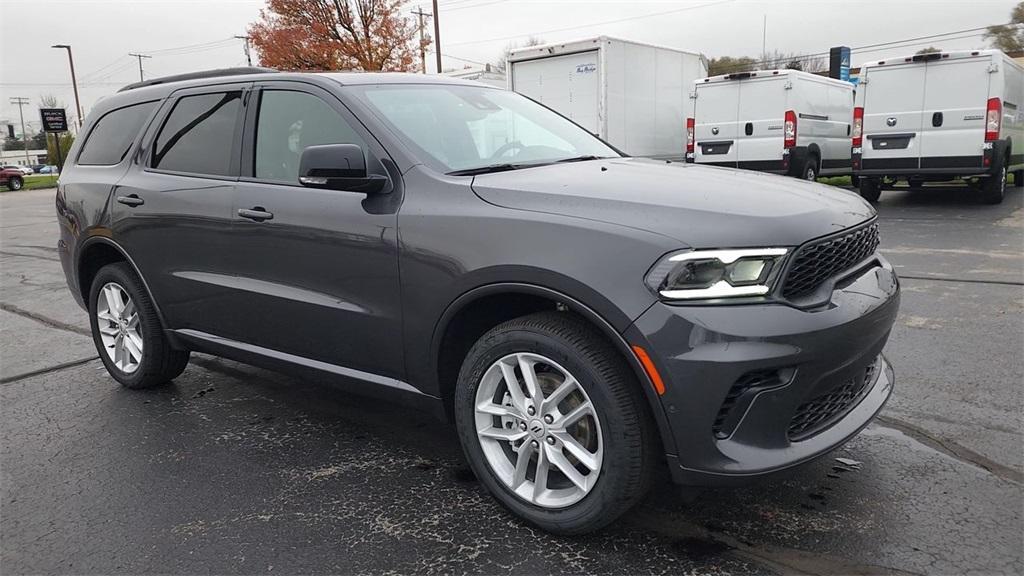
[454,311,656,535]
[1013,170,1022,188]
[798,155,819,181]
[981,157,1007,205]
[88,262,189,389]
[907,177,924,190]
[850,175,860,188]
[858,177,882,202]
[7,176,23,191]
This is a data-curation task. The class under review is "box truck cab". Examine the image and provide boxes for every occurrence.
[688,69,855,180]
[853,50,1023,204]
[507,37,707,159]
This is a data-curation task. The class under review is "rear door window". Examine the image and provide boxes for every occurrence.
[152,91,242,176]
[77,101,158,165]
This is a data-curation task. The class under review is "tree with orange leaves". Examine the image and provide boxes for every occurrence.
[248,0,426,72]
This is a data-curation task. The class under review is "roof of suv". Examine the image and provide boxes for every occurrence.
[92,67,491,122]
[119,67,487,93]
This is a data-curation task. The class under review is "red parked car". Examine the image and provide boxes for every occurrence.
[1,167,25,191]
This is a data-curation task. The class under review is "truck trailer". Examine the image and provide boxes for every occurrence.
[507,36,707,159]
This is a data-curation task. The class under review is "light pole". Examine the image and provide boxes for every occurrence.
[51,44,84,128]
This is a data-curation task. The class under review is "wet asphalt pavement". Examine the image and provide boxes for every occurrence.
[1,183,1022,575]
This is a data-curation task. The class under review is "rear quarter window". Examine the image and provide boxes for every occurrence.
[76,101,158,166]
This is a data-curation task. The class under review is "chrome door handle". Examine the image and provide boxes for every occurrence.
[116,194,144,207]
[238,207,273,222]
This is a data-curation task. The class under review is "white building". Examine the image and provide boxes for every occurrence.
[0,149,48,166]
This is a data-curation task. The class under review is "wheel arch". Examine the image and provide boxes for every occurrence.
[430,282,677,456]
[76,237,170,329]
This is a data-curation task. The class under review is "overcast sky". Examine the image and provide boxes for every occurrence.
[0,0,1017,133]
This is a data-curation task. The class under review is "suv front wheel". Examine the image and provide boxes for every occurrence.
[88,262,189,388]
[454,311,655,534]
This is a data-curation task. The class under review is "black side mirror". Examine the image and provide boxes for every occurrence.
[298,143,388,194]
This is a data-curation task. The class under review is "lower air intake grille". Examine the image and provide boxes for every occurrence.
[788,360,878,441]
[713,370,783,439]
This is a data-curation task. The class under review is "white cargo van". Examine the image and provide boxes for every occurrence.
[688,69,855,180]
[507,37,707,158]
[853,50,1023,204]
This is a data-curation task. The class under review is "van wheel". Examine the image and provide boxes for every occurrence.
[7,176,23,191]
[981,161,1007,205]
[858,178,882,202]
[800,156,818,181]
[89,262,189,389]
[1013,170,1022,187]
[454,311,655,535]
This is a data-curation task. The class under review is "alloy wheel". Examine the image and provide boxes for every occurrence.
[474,352,603,508]
[96,282,143,373]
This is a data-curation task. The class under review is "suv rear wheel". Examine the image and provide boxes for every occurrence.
[454,311,654,534]
[88,262,189,388]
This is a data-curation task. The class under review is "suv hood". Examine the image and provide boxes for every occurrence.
[471,158,874,248]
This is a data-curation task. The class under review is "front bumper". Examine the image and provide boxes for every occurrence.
[629,257,899,485]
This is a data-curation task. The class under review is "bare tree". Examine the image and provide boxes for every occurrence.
[492,36,544,73]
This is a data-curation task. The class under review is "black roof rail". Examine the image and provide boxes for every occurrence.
[118,67,277,92]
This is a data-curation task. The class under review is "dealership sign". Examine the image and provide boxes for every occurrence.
[39,108,68,133]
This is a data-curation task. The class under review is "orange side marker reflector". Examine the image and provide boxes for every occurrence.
[631,345,666,396]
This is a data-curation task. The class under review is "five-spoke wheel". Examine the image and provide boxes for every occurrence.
[96,282,143,373]
[475,352,603,508]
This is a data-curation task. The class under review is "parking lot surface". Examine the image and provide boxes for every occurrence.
[2,184,1022,575]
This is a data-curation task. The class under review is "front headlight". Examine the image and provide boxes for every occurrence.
[646,248,789,300]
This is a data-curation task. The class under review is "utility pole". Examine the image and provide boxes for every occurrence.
[9,97,31,167]
[51,44,83,128]
[431,0,442,73]
[234,35,253,66]
[411,7,432,74]
[128,53,152,82]
[761,14,767,62]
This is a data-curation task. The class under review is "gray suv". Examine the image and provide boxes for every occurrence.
[56,69,900,534]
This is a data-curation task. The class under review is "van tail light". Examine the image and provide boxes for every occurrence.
[985,98,1001,141]
[852,107,864,147]
[686,117,695,154]
[784,110,797,149]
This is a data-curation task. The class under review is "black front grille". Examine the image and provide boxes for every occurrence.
[713,370,783,439]
[782,222,880,300]
[788,361,878,441]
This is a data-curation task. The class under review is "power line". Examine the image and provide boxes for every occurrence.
[447,0,734,46]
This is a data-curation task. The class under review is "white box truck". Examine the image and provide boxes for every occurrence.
[507,36,707,159]
[688,69,855,180]
[853,50,1024,204]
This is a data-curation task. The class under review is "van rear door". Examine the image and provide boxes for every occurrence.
[736,76,787,171]
[693,80,740,166]
[918,55,990,170]
[861,62,927,171]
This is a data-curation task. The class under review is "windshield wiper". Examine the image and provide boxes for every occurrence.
[555,155,605,163]
[447,163,519,176]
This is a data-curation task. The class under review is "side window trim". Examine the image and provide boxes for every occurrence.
[142,82,252,181]
[239,80,395,187]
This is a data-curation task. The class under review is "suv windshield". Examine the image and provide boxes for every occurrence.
[347,84,620,173]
